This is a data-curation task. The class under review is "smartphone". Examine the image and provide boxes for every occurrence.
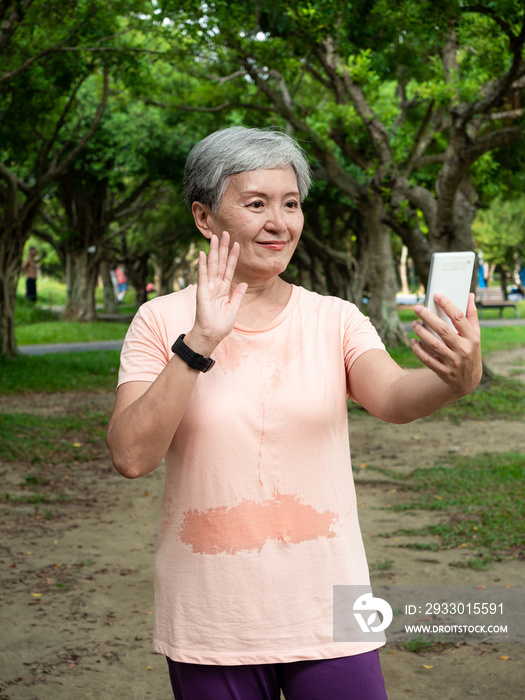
[424,251,476,334]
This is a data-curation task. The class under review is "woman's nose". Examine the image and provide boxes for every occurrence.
[264,207,287,233]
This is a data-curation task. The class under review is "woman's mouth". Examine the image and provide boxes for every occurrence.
[257,241,286,251]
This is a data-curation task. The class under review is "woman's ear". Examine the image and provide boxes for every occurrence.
[192,202,213,240]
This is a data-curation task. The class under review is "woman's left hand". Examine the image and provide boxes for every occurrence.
[411,292,482,398]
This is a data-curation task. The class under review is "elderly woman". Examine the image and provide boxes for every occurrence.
[106,127,482,700]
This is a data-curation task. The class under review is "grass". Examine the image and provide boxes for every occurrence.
[372,324,525,421]
[14,295,134,346]
[349,373,525,421]
[0,411,109,513]
[0,351,120,394]
[398,300,525,322]
[438,376,525,421]
[16,320,130,346]
[369,559,394,572]
[387,324,525,369]
[376,452,525,563]
[0,411,108,463]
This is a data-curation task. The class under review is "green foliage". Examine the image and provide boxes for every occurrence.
[473,196,525,270]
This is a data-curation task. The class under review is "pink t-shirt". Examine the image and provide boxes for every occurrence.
[118,284,387,664]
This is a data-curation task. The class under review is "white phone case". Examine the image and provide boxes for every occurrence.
[424,251,476,333]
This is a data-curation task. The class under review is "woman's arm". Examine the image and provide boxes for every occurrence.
[349,293,482,424]
[106,233,247,478]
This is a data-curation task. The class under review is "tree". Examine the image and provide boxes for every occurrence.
[0,66,109,354]
[473,195,525,294]
[155,0,525,343]
[0,0,157,355]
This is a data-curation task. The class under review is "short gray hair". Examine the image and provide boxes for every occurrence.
[184,126,312,213]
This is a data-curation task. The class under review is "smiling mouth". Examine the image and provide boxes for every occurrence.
[257,241,287,251]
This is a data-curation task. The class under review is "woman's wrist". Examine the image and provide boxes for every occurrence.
[183,328,221,359]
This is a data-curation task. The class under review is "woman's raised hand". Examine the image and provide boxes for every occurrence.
[188,232,247,355]
[411,292,482,397]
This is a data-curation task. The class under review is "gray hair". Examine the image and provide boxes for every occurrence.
[184,126,312,213]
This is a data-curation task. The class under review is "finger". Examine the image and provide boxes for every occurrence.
[432,293,474,336]
[217,231,230,279]
[207,234,219,280]
[223,240,241,284]
[412,308,457,352]
[229,282,248,312]
[197,250,208,287]
[465,292,481,331]
[410,337,448,374]
[412,319,454,359]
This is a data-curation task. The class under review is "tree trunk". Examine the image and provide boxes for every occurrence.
[364,199,408,346]
[100,258,119,313]
[0,225,25,356]
[399,246,409,295]
[154,257,176,297]
[287,226,367,305]
[125,253,149,307]
[63,249,100,321]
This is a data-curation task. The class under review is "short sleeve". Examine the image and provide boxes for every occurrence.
[342,305,387,400]
[117,303,171,388]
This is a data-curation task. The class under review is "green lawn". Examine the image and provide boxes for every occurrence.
[16,321,130,346]
[372,451,525,565]
[0,351,121,393]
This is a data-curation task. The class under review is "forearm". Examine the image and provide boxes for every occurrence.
[106,233,246,478]
[106,329,219,478]
[378,367,460,424]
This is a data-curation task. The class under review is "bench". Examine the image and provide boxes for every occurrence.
[475,287,520,319]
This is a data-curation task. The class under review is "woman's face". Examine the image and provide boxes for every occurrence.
[194,166,304,285]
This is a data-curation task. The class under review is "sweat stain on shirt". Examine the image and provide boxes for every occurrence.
[179,489,338,555]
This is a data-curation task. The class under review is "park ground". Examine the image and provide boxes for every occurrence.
[0,348,524,699]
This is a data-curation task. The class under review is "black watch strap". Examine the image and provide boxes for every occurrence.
[171,334,215,373]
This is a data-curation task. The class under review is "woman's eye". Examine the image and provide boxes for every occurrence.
[285,200,300,209]
[247,201,264,209]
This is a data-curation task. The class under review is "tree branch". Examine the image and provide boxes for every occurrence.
[402,100,436,174]
[109,177,153,220]
[393,179,438,233]
[235,49,365,201]
[464,125,524,162]
[42,68,110,187]
[487,107,525,120]
[328,126,371,172]
[412,153,447,169]
[0,0,35,53]
[463,4,517,42]
[144,98,275,114]
[458,7,525,123]
[0,44,167,85]
[316,36,393,167]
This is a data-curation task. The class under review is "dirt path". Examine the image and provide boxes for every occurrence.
[1,350,524,699]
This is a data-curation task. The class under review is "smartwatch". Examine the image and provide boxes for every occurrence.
[171,334,215,373]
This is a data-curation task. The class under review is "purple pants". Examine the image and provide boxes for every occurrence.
[166,649,388,700]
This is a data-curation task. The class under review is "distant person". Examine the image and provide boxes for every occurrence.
[21,246,39,302]
[115,265,128,303]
